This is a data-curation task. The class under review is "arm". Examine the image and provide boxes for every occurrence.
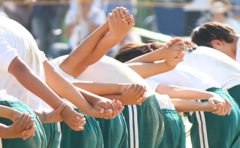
[127,60,176,79]
[60,7,134,78]
[125,38,185,63]
[125,40,185,78]
[0,107,35,140]
[102,83,148,105]
[8,57,85,131]
[156,84,215,100]
[171,99,217,112]
[60,21,109,77]
[44,61,123,118]
[34,103,66,123]
[73,82,147,105]
[0,105,21,122]
[156,84,232,115]
[8,57,64,110]
[72,81,129,95]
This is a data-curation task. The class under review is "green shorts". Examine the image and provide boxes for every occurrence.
[122,94,164,148]
[227,84,240,107]
[60,108,104,148]
[188,87,240,148]
[96,113,128,148]
[159,109,185,148]
[42,122,61,148]
[0,100,47,148]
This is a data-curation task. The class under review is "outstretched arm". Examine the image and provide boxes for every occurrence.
[44,61,123,118]
[73,82,147,105]
[0,105,35,140]
[171,99,218,112]
[126,53,183,79]
[125,38,185,63]
[156,84,232,115]
[60,7,134,78]
[72,81,129,95]
[8,57,85,131]
[124,39,185,78]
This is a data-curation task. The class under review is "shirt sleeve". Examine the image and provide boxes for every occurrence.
[37,50,47,63]
[0,35,18,73]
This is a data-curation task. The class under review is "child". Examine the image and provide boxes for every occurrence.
[0,89,66,148]
[50,7,141,148]
[114,40,238,148]
[74,55,165,148]
[191,22,240,63]
[0,15,123,148]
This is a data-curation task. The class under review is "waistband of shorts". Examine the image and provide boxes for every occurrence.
[0,100,24,106]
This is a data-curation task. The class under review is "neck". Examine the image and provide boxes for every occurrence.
[232,35,239,54]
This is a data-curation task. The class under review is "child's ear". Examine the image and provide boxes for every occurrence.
[211,39,223,48]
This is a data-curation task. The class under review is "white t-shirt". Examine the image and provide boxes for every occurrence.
[0,90,17,101]
[145,64,220,91]
[51,55,175,109]
[181,46,240,91]
[0,17,51,111]
[235,37,240,63]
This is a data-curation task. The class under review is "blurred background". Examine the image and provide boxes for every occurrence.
[1,0,239,58]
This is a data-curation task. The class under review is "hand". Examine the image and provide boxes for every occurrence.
[209,95,232,116]
[61,104,86,131]
[121,83,148,105]
[8,113,36,140]
[92,97,124,119]
[44,103,67,123]
[165,50,185,67]
[118,7,134,25]
[164,37,183,48]
[108,7,134,37]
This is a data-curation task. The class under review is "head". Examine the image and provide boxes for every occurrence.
[210,1,229,23]
[114,41,197,62]
[114,41,164,63]
[191,22,238,57]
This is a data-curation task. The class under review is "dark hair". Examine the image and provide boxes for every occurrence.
[191,22,235,48]
[114,41,164,63]
[114,40,197,62]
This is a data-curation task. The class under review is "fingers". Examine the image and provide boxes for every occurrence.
[119,7,126,16]
[110,99,117,118]
[14,113,25,126]
[19,113,30,127]
[21,124,36,140]
[137,95,148,105]
[164,37,182,48]
[136,86,147,104]
[164,37,185,50]
[209,99,217,111]
[127,15,135,26]
[115,7,121,18]
[121,9,130,23]
[71,117,86,131]
[108,13,113,20]
[112,9,117,19]
[112,7,132,24]
[22,126,36,140]
[102,109,113,119]
[224,98,232,115]
[61,105,86,131]
[177,51,185,59]
[116,100,124,114]
[212,103,223,115]
[74,112,85,122]
[25,117,35,130]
